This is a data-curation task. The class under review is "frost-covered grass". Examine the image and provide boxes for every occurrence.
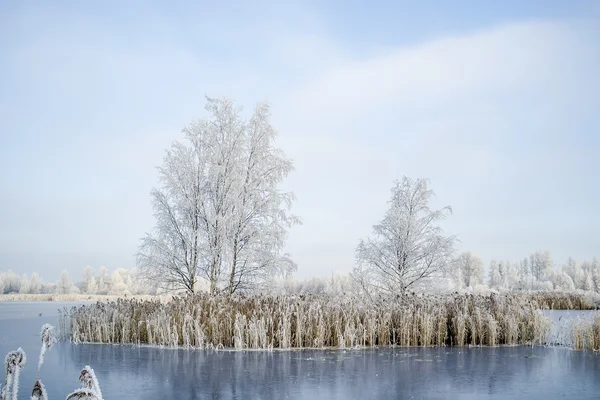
[523,290,600,310]
[0,293,164,302]
[0,324,103,400]
[447,289,600,311]
[60,292,550,349]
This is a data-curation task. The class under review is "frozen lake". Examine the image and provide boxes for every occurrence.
[1,301,599,399]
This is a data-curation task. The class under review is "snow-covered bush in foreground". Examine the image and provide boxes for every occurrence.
[0,324,103,400]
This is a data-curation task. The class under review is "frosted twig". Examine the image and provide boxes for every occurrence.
[2,348,26,400]
[65,389,100,400]
[77,366,103,400]
[37,324,57,379]
[30,380,48,400]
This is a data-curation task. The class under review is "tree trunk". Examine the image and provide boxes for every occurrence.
[229,237,239,295]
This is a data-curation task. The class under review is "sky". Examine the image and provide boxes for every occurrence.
[1,1,599,281]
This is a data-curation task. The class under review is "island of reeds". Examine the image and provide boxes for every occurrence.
[58,291,599,351]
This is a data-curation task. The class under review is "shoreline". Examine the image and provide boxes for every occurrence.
[52,340,566,352]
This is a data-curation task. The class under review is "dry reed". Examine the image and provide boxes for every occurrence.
[60,292,550,349]
[520,291,600,311]
[571,312,600,351]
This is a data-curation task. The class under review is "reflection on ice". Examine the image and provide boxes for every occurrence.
[61,344,600,400]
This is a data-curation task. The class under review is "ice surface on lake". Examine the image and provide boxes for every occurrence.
[1,303,600,399]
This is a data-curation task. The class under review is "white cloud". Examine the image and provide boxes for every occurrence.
[284,20,597,122]
[274,19,600,277]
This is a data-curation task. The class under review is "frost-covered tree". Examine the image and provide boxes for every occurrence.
[516,253,551,290]
[353,177,456,295]
[563,257,589,291]
[137,97,299,295]
[582,273,594,292]
[454,252,484,289]
[224,103,300,294]
[580,259,600,293]
[546,268,575,291]
[19,274,30,294]
[96,266,110,294]
[109,270,128,295]
[517,257,532,289]
[29,272,42,294]
[81,266,97,294]
[589,258,600,292]
[529,251,553,281]
[0,270,21,294]
[106,268,136,295]
[488,260,501,289]
[57,270,72,294]
[489,260,519,291]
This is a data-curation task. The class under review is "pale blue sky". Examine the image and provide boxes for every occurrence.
[1,1,599,281]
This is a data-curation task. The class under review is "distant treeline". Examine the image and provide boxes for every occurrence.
[2,251,599,298]
[0,267,151,296]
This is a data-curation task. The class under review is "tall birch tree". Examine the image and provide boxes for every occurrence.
[353,177,456,296]
[137,97,299,295]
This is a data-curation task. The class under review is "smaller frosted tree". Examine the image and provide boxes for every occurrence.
[564,258,586,290]
[109,271,126,295]
[517,258,532,289]
[109,269,135,295]
[1,270,21,294]
[547,268,575,291]
[30,273,42,294]
[57,270,72,294]
[583,273,594,292]
[19,274,30,294]
[590,259,600,292]
[455,252,484,289]
[354,177,456,295]
[529,251,553,281]
[82,266,97,294]
[581,259,600,293]
[97,266,110,294]
[488,260,501,289]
